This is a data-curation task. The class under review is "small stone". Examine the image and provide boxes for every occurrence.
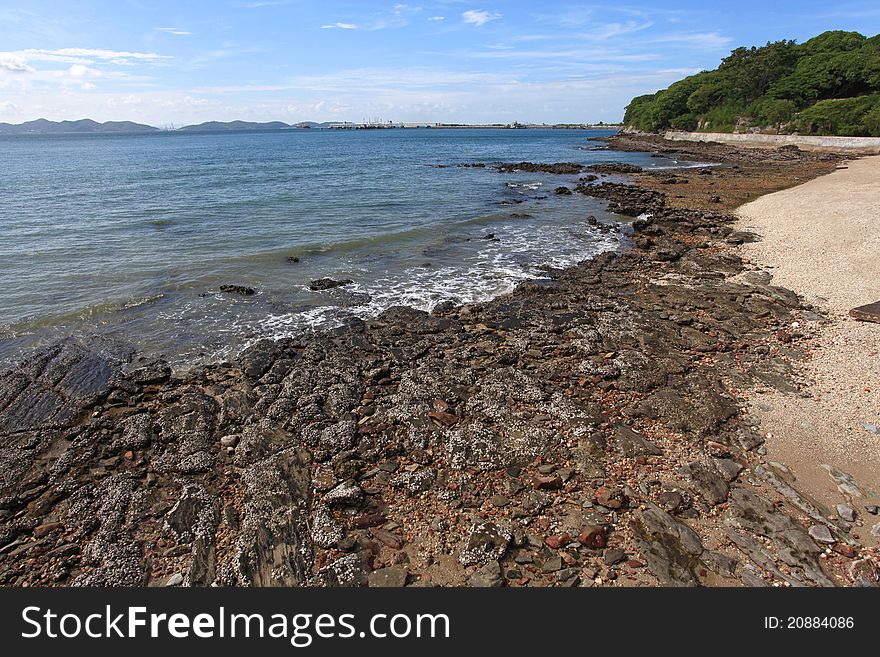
[808,524,835,544]
[467,560,503,587]
[872,522,880,538]
[577,525,607,549]
[33,522,63,538]
[370,528,405,550]
[542,556,563,572]
[368,566,408,588]
[537,464,557,475]
[543,532,571,549]
[533,475,563,491]
[490,494,510,508]
[219,434,239,448]
[164,573,184,587]
[866,505,879,515]
[603,547,627,566]
[324,482,364,507]
[836,504,856,523]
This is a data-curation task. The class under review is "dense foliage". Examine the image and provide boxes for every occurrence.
[624,31,880,136]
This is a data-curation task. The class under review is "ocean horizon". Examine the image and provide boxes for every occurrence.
[0,127,700,366]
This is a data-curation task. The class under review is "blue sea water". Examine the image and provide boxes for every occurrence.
[0,128,698,366]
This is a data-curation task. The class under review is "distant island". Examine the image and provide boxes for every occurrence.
[0,118,619,135]
[624,30,880,137]
[0,118,159,135]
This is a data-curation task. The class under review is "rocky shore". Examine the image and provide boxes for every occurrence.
[1,136,877,588]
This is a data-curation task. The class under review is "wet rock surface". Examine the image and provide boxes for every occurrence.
[0,139,875,588]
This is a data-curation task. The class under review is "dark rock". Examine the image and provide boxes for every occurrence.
[850,301,880,323]
[468,560,504,587]
[368,566,408,587]
[219,285,255,296]
[614,424,663,458]
[309,278,354,291]
[679,461,729,506]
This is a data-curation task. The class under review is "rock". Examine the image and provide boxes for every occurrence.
[604,548,627,566]
[577,525,607,549]
[309,277,354,291]
[836,504,856,523]
[219,285,255,296]
[679,461,729,506]
[585,163,643,174]
[866,505,879,515]
[658,490,687,513]
[544,532,571,549]
[850,301,880,324]
[370,528,405,550]
[542,556,563,572]
[808,524,835,544]
[467,560,503,587]
[33,522,62,538]
[849,559,880,587]
[323,482,364,507]
[725,489,834,587]
[872,522,880,538]
[496,162,583,174]
[596,487,626,509]
[713,458,743,482]
[533,475,563,491]
[219,434,239,448]
[368,566,408,588]
[460,522,511,566]
[631,504,704,587]
[614,424,663,458]
[554,186,573,195]
[490,494,510,508]
[164,573,184,587]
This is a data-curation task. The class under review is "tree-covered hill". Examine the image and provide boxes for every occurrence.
[624,31,880,136]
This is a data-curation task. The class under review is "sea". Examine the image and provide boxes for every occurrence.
[0,127,701,367]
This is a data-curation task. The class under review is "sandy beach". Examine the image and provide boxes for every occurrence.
[736,157,880,526]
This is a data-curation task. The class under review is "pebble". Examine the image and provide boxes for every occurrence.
[866,505,879,515]
[219,434,239,447]
[490,494,510,508]
[807,524,835,544]
[836,503,856,523]
[368,566,408,588]
[164,573,184,587]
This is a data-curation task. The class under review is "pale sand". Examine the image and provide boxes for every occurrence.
[736,156,880,526]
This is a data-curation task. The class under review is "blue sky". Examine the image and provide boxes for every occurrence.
[1,1,879,125]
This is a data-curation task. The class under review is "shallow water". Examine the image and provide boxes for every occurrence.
[0,128,698,366]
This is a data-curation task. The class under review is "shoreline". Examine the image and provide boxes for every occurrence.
[735,156,880,524]
[1,137,878,588]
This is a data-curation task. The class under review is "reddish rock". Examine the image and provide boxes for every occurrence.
[577,525,607,549]
[543,532,572,549]
[595,487,626,509]
[33,522,62,538]
[352,511,386,528]
[427,410,458,427]
[432,399,450,413]
[533,475,563,491]
[831,543,857,558]
[370,528,405,550]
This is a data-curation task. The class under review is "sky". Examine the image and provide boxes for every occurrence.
[1,1,879,126]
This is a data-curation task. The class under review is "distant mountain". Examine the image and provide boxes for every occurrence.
[178,120,293,132]
[0,118,159,134]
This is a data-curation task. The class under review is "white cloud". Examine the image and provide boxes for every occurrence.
[68,64,101,78]
[6,48,168,66]
[649,32,733,49]
[0,52,34,73]
[429,16,445,21]
[462,9,501,27]
[157,27,192,36]
[321,22,359,30]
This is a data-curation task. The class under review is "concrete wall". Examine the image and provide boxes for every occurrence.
[664,130,880,154]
